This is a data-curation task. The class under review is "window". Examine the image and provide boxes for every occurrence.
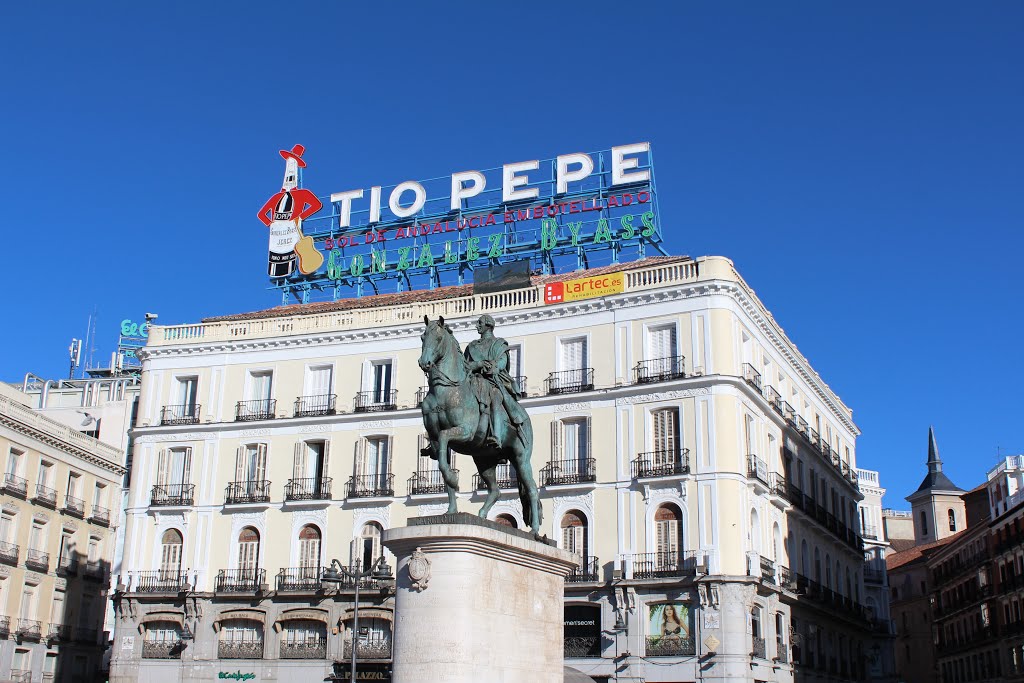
[561,337,587,372]
[177,376,198,411]
[357,437,391,481]
[50,591,64,630]
[37,462,52,488]
[507,345,522,382]
[949,509,957,532]
[359,522,383,571]
[155,448,192,488]
[370,361,393,404]
[237,527,260,573]
[248,371,273,402]
[5,448,22,478]
[219,619,264,658]
[12,649,29,674]
[281,620,326,657]
[920,510,929,537]
[647,324,678,372]
[655,504,683,563]
[305,365,333,398]
[651,408,681,460]
[554,418,590,472]
[0,513,15,544]
[29,522,45,552]
[775,612,786,656]
[44,653,57,678]
[93,483,106,509]
[495,514,518,529]
[19,584,36,621]
[88,537,100,564]
[59,531,73,566]
[160,529,183,576]
[751,605,762,638]
[293,441,329,484]
[235,444,268,482]
[561,511,588,557]
[298,525,321,574]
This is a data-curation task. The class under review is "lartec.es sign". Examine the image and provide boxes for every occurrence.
[257,143,664,304]
[544,272,625,304]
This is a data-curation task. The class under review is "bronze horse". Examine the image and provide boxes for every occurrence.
[417,316,542,534]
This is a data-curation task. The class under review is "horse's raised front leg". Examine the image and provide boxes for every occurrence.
[436,426,465,515]
[476,456,500,520]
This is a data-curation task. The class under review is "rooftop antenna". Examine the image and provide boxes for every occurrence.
[83,308,98,377]
[67,338,81,380]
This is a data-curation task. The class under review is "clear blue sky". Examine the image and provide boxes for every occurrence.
[1,2,1021,506]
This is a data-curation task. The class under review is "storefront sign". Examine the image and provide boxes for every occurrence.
[259,143,664,304]
[544,271,625,304]
[334,663,391,681]
[217,673,255,681]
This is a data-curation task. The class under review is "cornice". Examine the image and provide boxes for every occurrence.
[0,413,126,477]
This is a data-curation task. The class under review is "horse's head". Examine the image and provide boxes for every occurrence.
[418,315,451,373]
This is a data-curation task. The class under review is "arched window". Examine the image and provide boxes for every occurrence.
[345,616,392,657]
[238,527,260,573]
[749,508,761,553]
[920,510,929,537]
[144,620,184,657]
[298,525,321,576]
[280,620,327,658]
[219,619,264,659]
[814,548,822,583]
[655,504,683,565]
[772,523,782,562]
[561,511,588,557]
[825,554,832,589]
[948,509,957,532]
[495,514,517,529]
[360,523,383,571]
[160,529,183,577]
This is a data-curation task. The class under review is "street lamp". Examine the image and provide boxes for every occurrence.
[322,556,393,683]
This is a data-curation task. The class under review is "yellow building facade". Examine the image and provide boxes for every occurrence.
[112,255,869,683]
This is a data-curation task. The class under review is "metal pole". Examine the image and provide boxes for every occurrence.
[351,568,360,683]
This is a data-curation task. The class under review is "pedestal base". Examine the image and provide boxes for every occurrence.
[383,513,580,683]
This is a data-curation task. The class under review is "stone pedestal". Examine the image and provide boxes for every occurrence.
[382,513,580,683]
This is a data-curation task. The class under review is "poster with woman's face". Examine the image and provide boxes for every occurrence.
[648,603,692,639]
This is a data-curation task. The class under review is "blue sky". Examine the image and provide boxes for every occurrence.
[1,2,1021,506]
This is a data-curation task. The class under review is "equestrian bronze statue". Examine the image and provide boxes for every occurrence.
[418,314,541,534]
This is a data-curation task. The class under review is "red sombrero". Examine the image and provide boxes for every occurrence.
[280,144,307,167]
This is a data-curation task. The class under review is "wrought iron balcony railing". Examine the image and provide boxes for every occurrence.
[142,640,183,659]
[545,369,595,395]
[765,385,784,414]
[10,669,31,683]
[632,449,690,478]
[862,524,879,540]
[752,636,767,659]
[16,619,41,639]
[84,561,106,581]
[235,398,276,421]
[415,386,429,406]
[0,541,19,565]
[760,555,777,584]
[57,552,78,574]
[47,623,71,642]
[160,403,200,425]
[225,480,272,504]
[742,363,762,393]
[629,550,701,579]
[541,458,596,486]
[151,483,194,507]
[473,466,518,491]
[354,390,397,413]
[294,394,336,417]
[407,469,457,496]
[132,570,191,593]
[346,474,394,498]
[32,483,57,507]
[25,548,49,571]
[564,636,602,657]
[277,566,323,592]
[2,473,27,497]
[511,375,528,398]
[565,556,600,583]
[634,356,686,384]
[284,477,332,501]
[216,568,266,592]
[646,635,696,656]
[746,454,769,487]
[343,637,392,660]
[0,616,9,637]
[63,494,86,517]
[219,640,264,659]
[90,504,111,525]
[280,639,327,659]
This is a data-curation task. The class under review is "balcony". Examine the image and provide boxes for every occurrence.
[629,550,701,579]
[63,494,86,517]
[10,670,30,683]
[473,466,518,491]
[215,568,265,593]
[354,390,397,413]
[565,556,600,583]
[759,555,777,584]
[142,640,183,659]
[225,480,271,505]
[25,548,49,571]
[90,504,111,526]
[235,398,276,422]
[57,552,78,575]
[343,636,392,660]
[646,635,696,656]
[634,356,686,384]
[565,636,602,658]
[160,403,200,426]
[765,386,784,415]
[84,561,106,581]
[0,616,9,637]
[741,363,763,394]
[76,627,98,644]
[752,636,767,659]
[219,640,264,659]
[541,458,596,486]
[746,454,769,487]
[632,449,690,479]
[776,643,789,663]
[346,474,395,499]
[281,639,327,659]
[2,473,27,498]
[511,375,528,398]
[277,567,323,592]
[862,524,879,541]
[16,619,41,640]
[132,570,191,593]
[407,470,457,496]
[47,623,71,642]
[415,386,429,406]
[32,484,57,508]
[284,477,332,501]
[545,369,595,395]
[151,484,194,507]
[294,394,336,418]
[768,473,788,498]
[0,541,19,565]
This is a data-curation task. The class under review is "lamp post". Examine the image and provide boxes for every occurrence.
[322,556,393,683]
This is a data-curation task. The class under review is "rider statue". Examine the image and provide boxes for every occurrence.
[465,315,528,448]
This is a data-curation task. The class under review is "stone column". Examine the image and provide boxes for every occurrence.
[383,513,580,683]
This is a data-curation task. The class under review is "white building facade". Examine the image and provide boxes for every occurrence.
[111,255,870,683]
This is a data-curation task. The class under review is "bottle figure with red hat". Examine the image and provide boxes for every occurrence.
[257,144,324,277]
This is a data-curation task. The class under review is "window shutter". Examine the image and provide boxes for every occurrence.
[156,449,169,487]
[583,417,592,465]
[354,439,365,478]
[235,447,246,482]
[256,444,268,481]
[182,447,192,485]
[417,434,433,474]
[293,443,305,481]
[384,437,393,474]
[322,439,330,479]
[550,420,562,462]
